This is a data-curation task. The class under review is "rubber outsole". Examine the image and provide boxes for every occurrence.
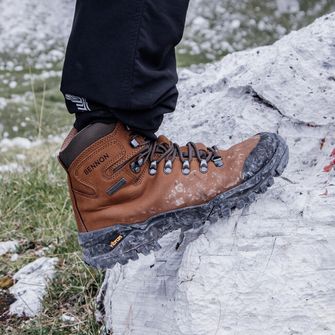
[79,134,289,269]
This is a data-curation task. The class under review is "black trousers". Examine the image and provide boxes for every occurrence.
[61,0,190,138]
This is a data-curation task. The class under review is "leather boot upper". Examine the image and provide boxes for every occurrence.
[59,122,261,232]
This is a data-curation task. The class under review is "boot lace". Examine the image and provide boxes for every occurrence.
[129,135,224,175]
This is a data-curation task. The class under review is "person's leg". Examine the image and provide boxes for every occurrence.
[61,0,189,138]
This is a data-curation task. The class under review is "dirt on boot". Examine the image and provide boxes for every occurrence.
[58,122,289,269]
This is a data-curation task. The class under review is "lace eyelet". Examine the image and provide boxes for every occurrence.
[182,160,190,175]
[164,160,173,174]
[130,161,141,173]
[130,138,140,148]
[200,159,208,173]
[213,157,224,168]
[149,161,157,175]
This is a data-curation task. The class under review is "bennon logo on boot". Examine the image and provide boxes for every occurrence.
[110,233,123,249]
[84,153,109,175]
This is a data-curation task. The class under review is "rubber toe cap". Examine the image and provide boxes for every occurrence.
[242,132,280,181]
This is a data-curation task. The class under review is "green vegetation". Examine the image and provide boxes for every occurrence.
[0,55,71,139]
[0,156,104,335]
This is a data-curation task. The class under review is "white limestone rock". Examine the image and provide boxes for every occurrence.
[0,240,18,256]
[98,13,335,335]
[9,257,58,317]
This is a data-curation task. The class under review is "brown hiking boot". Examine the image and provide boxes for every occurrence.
[58,122,288,269]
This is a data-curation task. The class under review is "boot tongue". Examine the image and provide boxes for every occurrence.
[157,135,172,145]
[195,143,208,152]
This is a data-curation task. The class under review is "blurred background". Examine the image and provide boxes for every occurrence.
[0,0,334,141]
